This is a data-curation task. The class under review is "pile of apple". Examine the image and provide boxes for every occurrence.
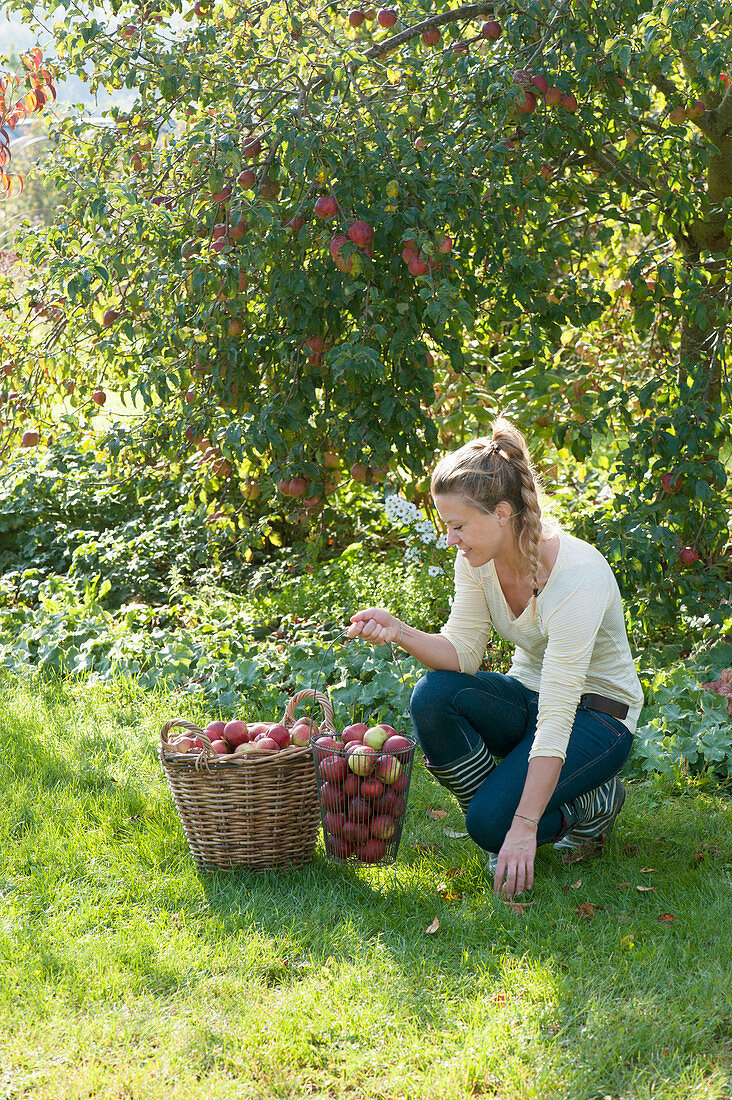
[311,721,414,863]
[168,715,319,757]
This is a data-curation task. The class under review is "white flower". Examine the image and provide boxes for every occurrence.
[428,566,443,577]
[435,533,449,549]
[405,543,423,561]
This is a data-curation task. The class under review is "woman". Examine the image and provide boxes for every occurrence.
[348,418,644,899]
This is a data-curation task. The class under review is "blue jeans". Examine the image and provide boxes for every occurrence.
[410,670,634,852]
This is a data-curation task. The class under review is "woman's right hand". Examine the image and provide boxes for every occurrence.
[347,608,403,647]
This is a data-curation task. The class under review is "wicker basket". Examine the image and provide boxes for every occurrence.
[159,688,335,871]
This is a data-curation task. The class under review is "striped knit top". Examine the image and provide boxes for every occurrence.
[439,529,644,761]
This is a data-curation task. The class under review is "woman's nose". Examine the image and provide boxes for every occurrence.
[447,530,459,546]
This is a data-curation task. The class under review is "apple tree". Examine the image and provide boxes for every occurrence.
[1,0,730,634]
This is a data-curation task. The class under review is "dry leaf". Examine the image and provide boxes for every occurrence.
[618,882,633,889]
[424,916,440,934]
[640,867,656,873]
[658,912,678,923]
[442,892,462,903]
[571,878,583,889]
[576,903,595,920]
[444,827,469,839]
[446,867,462,879]
[492,992,508,1003]
[636,885,655,892]
[427,808,448,821]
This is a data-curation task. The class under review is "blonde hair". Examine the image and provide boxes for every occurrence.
[431,417,547,596]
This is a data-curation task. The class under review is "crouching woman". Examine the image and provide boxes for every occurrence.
[348,418,644,898]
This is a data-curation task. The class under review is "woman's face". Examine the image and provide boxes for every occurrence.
[432,493,511,567]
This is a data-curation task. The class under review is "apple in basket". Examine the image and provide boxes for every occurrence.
[382,735,413,757]
[247,722,272,739]
[205,720,227,739]
[223,719,250,746]
[347,745,379,776]
[263,723,291,749]
[341,722,368,745]
[173,736,195,754]
[376,755,402,785]
[363,725,390,750]
[210,739,232,755]
[291,717,318,746]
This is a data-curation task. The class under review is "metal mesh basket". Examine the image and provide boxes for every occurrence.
[311,731,416,865]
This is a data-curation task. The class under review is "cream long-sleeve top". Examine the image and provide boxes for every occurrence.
[439,529,644,761]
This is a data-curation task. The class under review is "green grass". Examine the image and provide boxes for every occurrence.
[1,673,732,1099]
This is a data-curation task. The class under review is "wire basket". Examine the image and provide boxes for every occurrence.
[311,730,417,865]
[159,688,334,871]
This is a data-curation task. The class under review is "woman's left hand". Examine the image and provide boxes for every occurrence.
[493,819,537,899]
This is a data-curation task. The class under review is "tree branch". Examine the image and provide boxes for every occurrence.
[361,3,498,61]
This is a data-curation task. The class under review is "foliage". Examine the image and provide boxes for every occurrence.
[0,0,729,638]
[631,639,732,783]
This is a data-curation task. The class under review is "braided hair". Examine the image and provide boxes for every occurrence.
[430,417,547,600]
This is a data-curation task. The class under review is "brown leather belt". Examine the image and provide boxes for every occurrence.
[580,693,629,720]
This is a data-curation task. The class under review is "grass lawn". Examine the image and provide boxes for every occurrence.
[1,673,732,1100]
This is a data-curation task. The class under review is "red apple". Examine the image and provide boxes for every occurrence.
[516,91,537,114]
[370,814,395,840]
[531,73,549,95]
[320,781,346,811]
[327,836,354,859]
[211,184,232,204]
[378,724,397,737]
[662,473,682,493]
[343,774,361,797]
[348,9,365,27]
[679,546,699,565]
[561,93,578,112]
[252,737,279,752]
[247,722,272,739]
[290,723,312,747]
[21,431,39,448]
[205,720,228,739]
[360,777,385,800]
[323,812,346,836]
[347,220,374,247]
[421,27,440,46]
[223,720,250,746]
[480,19,501,40]
[348,796,371,822]
[342,722,368,744]
[408,256,429,276]
[359,838,387,863]
[330,233,356,274]
[319,755,349,783]
[347,745,378,776]
[267,723,291,749]
[376,755,402,785]
[382,734,413,756]
[377,790,406,817]
[343,820,370,843]
[237,169,256,189]
[102,308,121,327]
[315,735,342,751]
[210,738,231,754]
[92,389,107,406]
[314,194,338,219]
[545,86,562,106]
[173,736,194,754]
[243,138,262,159]
[377,8,397,28]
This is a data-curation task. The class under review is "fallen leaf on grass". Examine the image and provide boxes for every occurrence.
[576,903,596,920]
[637,885,655,892]
[562,878,583,894]
[618,882,633,889]
[444,827,469,839]
[446,867,462,879]
[424,916,440,934]
[427,808,449,821]
[492,992,508,1003]
[658,912,678,923]
[501,899,536,914]
[436,882,462,901]
[640,867,656,873]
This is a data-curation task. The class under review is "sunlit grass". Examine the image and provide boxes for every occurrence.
[1,672,731,1099]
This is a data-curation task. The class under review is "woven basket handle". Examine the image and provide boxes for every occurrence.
[282,688,336,734]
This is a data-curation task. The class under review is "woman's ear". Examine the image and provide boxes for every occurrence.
[494,500,513,526]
